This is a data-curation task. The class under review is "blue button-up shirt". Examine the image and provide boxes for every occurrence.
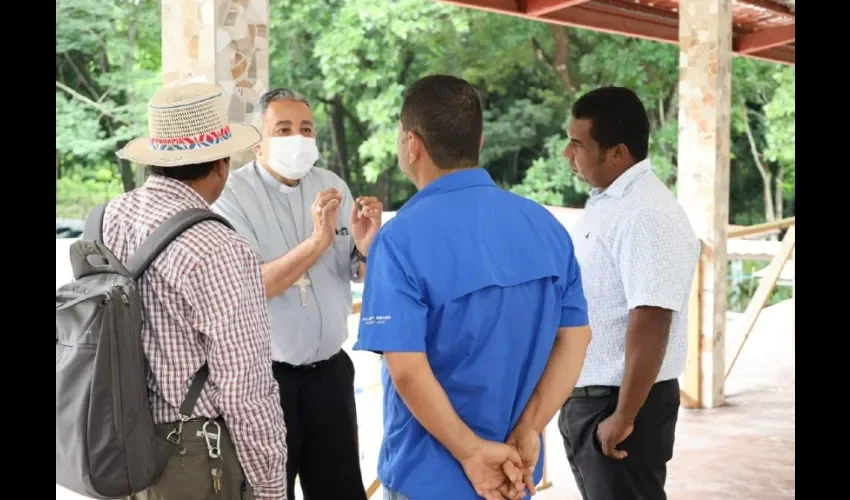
[354,168,589,500]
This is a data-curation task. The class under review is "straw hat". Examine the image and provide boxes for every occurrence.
[117,82,261,167]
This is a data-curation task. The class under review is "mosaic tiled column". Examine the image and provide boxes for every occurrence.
[161,0,269,168]
[676,0,732,409]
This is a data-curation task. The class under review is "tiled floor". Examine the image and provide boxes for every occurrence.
[57,300,794,500]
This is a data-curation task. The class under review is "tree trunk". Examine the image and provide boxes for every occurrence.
[774,166,784,220]
[742,109,775,223]
[56,149,61,180]
[509,149,520,184]
[116,139,136,192]
[531,27,579,91]
[329,96,349,183]
[374,170,391,208]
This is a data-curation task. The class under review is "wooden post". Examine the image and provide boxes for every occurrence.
[160,0,270,168]
[676,0,733,409]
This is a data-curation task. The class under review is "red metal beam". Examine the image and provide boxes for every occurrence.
[437,0,528,18]
[543,5,677,44]
[737,0,795,18]
[742,44,795,65]
[525,0,590,17]
[735,23,795,54]
[432,0,794,65]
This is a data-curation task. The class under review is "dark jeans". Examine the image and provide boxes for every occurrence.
[273,351,367,500]
[558,378,680,500]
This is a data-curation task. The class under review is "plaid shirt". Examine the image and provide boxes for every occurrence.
[102,175,287,499]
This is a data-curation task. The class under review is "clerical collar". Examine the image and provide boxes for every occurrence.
[255,162,300,194]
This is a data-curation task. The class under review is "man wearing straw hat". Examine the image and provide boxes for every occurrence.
[105,82,288,500]
[212,88,378,500]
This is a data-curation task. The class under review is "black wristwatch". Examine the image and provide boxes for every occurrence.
[352,246,367,263]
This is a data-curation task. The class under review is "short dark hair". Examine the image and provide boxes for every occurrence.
[253,88,311,128]
[400,74,483,170]
[148,158,228,181]
[571,87,650,162]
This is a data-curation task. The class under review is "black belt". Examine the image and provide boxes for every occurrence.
[571,385,616,398]
[274,351,340,372]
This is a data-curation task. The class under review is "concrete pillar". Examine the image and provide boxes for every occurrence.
[676,0,733,409]
[160,0,270,168]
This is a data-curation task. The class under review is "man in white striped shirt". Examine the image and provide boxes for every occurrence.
[558,86,700,500]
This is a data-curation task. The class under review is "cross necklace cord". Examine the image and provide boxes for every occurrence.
[285,180,312,308]
[257,162,313,308]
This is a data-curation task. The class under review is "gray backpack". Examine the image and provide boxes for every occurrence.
[56,203,233,499]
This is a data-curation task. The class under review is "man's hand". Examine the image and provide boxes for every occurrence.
[596,412,634,460]
[459,439,525,500]
[350,196,383,256]
[310,188,342,250]
[506,423,540,496]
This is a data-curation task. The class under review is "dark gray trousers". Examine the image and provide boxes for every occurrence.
[558,378,680,500]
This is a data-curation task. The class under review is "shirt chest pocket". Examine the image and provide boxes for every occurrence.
[576,233,619,300]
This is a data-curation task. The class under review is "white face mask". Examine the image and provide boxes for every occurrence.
[266,135,320,180]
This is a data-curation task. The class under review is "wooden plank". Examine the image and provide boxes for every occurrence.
[725,226,796,381]
[727,216,795,239]
[366,477,381,498]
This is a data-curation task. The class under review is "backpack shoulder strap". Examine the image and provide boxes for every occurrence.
[178,363,210,419]
[83,202,108,242]
[127,208,234,280]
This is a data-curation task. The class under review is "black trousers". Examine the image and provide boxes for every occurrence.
[558,378,680,500]
[273,350,366,500]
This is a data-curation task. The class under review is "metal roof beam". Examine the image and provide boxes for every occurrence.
[524,0,590,17]
[735,23,795,54]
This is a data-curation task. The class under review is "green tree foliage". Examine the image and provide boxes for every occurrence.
[56,0,794,227]
[56,0,162,216]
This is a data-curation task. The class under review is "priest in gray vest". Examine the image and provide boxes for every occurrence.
[212,88,382,500]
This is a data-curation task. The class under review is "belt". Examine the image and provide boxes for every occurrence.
[274,351,340,372]
[571,385,616,398]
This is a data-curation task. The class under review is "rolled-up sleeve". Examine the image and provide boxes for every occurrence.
[183,238,287,500]
[617,208,700,313]
[353,232,428,354]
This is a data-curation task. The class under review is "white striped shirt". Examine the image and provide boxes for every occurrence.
[572,159,700,387]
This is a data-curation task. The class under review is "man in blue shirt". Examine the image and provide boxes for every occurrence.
[353,74,593,500]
